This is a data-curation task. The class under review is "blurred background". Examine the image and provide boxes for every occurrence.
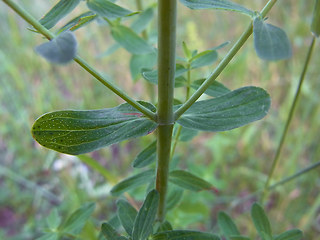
[0,0,319,239]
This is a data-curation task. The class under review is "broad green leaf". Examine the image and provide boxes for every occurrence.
[251,203,272,239]
[111,25,154,54]
[130,52,157,81]
[101,222,121,240]
[253,17,292,61]
[311,0,320,37]
[110,169,155,196]
[35,31,77,64]
[166,186,184,210]
[191,79,230,97]
[132,140,157,168]
[152,230,221,240]
[36,233,59,240]
[155,220,173,233]
[179,0,254,17]
[176,86,270,132]
[32,102,157,155]
[169,170,213,192]
[132,190,159,240]
[58,11,97,33]
[60,202,95,234]
[230,236,250,240]
[274,229,303,240]
[131,7,154,33]
[39,0,80,29]
[116,199,138,236]
[87,0,132,19]
[47,209,61,229]
[190,50,218,69]
[218,212,240,240]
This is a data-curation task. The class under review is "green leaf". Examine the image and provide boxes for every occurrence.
[251,203,272,239]
[178,127,198,142]
[130,52,157,81]
[111,25,154,54]
[176,86,270,132]
[166,186,184,210]
[218,212,240,240]
[132,141,157,168]
[169,170,214,192]
[132,190,159,240]
[179,0,254,17]
[190,50,218,69]
[47,209,61,229]
[230,236,250,240]
[111,169,155,196]
[311,0,320,37]
[191,79,230,97]
[152,230,221,240]
[274,229,303,240]
[36,233,59,240]
[58,11,97,33]
[182,41,192,59]
[154,220,173,233]
[39,0,80,29]
[32,102,157,155]
[87,0,132,19]
[35,31,77,64]
[131,7,154,33]
[253,17,292,61]
[101,222,121,240]
[116,199,138,236]
[60,202,95,234]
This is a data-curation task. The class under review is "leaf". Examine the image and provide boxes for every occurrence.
[111,25,154,54]
[130,52,157,81]
[152,230,221,240]
[132,190,159,240]
[176,86,270,132]
[182,41,192,59]
[191,79,230,97]
[132,140,157,168]
[253,17,292,61]
[155,221,173,233]
[230,236,250,240]
[47,209,61,229]
[274,229,303,240]
[166,186,184,210]
[169,170,213,192]
[36,233,59,240]
[311,0,320,37]
[116,199,138,236]
[110,169,155,196]
[35,31,77,64]
[251,203,272,239]
[59,202,95,234]
[32,102,157,155]
[58,11,97,33]
[101,222,121,240]
[218,212,240,240]
[178,127,198,142]
[190,50,218,69]
[179,0,254,17]
[131,7,154,33]
[39,0,80,29]
[87,0,132,19]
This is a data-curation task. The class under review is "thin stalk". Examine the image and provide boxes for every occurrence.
[174,0,279,120]
[156,0,177,221]
[262,36,316,201]
[3,0,156,121]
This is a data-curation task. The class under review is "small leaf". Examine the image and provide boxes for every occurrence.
[251,203,272,239]
[47,209,61,229]
[274,229,303,240]
[101,222,127,240]
[190,50,218,69]
[169,170,213,192]
[179,0,254,17]
[130,52,157,81]
[132,190,159,240]
[35,31,77,64]
[32,102,157,155]
[39,0,80,29]
[253,17,292,61]
[218,212,240,240]
[152,230,221,240]
[87,0,132,19]
[132,141,157,168]
[155,221,173,233]
[131,7,154,33]
[110,169,155,196]
[58,11,97,33]
[176,86,270,132]
[311,0,320,37]
[36,233,59,240]
[182,41,192,59]
[116,199,138,236]
[230,236,250,240]
[166,186,184,210]
[191,79,230,97]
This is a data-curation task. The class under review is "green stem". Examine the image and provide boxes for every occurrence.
[156,0,177,221]
[174,0,278,120]
[262,36,316,201]
[2,0,156,121]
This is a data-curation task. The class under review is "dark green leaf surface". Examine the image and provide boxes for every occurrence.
[132,190,159,240]
[190,50,218,69]
[130,52,157,81]
[166,186,184,210]
[274,229,303,240]
[87,0,132,19]
[155,221,173,233]
[152,230,220,240]
[111,169,155,196]
[253,17,292,61]
[191,79,230,97]
[251,203,272,239]
[218,212,240,240]
[176,86,270,132]
[39,0,80,29]
[116,199,138,236]
[32,102,157,155]
[101,222,120,240]
[230,236,250,240]
[179,0,254,17]
[58,11,97,33]
[35,31,77,64]
[132,140,157,168]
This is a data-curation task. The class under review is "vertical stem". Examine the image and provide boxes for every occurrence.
[156,0,177,221]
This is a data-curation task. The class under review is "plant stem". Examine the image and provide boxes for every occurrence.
[261,36,316,202]
[174,0,278,120]
[156,0,177,221]
[2,0,156,121]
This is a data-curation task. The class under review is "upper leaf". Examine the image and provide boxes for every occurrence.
[190,50,218,69]
[274,229,303,240]
[311,0,320,37]
[117,199,138,236]
[176,86,270,132]
[251,203,273,239]
[32,102,157,155]
[58,11,97,33]
[101,222,121,240]
[191,79,230,97]
[152,230,221,240]
[132,140,157,168]
[87,0,132,19]
[179,0,254,17]
[131,7,154,34]
[218,212,240,240]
